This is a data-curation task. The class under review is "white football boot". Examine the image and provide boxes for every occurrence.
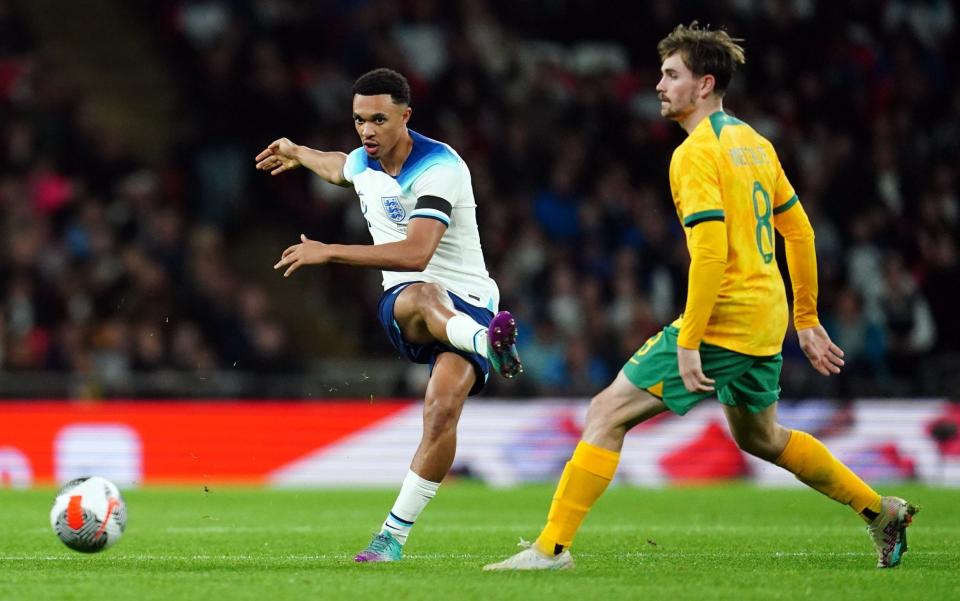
[867,496,919,568]
[483,538,574,571]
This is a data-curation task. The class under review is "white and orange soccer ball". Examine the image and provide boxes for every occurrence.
[49,476,127,553]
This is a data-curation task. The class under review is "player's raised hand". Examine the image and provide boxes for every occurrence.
[677,346,715,393]
[255,138,302,175]
[274,234,331,277]
[797,324,845,376]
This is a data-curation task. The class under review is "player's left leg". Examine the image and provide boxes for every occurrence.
[718,356,885,517]
[355,352,475,563]
[722,401,882,509]
[721,399,918,567]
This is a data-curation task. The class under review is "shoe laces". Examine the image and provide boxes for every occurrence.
[368,533,395,553]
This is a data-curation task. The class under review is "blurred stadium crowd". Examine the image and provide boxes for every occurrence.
[0,0,958,398]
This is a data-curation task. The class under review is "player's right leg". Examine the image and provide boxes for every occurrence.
[483,372,668,571]
[392,282,521,378]
[723,402,884,515]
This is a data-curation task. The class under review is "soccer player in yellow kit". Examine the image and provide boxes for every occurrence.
[485,23,917,571]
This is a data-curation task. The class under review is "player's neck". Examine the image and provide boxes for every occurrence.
[378,129,414,176]
[680,100,724,135]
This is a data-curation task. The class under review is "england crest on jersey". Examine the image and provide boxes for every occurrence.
[381,196,406,223]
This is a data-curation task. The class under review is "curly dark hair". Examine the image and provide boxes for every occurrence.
[352,68,411,105]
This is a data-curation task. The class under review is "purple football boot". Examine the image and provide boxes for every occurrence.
[487,311,522,379]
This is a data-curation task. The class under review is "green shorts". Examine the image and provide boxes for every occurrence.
[622,325,781,416]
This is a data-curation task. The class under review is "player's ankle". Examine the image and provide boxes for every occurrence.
[533,537,561,557]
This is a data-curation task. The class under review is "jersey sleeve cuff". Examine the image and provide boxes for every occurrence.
[793,316,820,330]
[683,209,725,227]
[773,194,799,215]
[409,210,450,226]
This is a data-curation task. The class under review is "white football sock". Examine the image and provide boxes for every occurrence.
[445,314,488,356]
[381,470,441,545]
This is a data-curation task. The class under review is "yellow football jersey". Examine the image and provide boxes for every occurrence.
[669,111,802,357]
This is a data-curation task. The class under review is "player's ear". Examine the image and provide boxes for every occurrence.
[699,74,716,99]
[402,105,412,124]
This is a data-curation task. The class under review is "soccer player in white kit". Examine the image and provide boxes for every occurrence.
[256,68,522,562]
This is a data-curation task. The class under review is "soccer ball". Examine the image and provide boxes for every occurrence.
[50,476,127,553]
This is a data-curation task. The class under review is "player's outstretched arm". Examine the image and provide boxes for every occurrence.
[255,137,350,186]
[274,218,445,277]
[797,325,845,376]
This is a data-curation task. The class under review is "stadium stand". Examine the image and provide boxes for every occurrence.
[1,0,957,398]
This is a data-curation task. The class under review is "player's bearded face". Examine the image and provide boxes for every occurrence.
[656,53,699,121]
[353,94,411,160]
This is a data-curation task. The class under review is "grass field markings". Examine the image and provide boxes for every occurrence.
[23,523,960,537]
[423,524,857,532]
[161,525,324,533]
[0,554,339,561]
[72,523,959,537]
[18,521,960,535]
[143,524,859,534]
[0,553,482,562]
[20,522,960,542]
[601,550,881,558]
[3,550,955,563]
[405,523,960,536]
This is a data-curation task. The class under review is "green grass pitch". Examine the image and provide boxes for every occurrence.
[1,483,958,601]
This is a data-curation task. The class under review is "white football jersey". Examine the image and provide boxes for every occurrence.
[342,130,499,311]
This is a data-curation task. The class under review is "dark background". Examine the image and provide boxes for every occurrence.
[1,0,957,399]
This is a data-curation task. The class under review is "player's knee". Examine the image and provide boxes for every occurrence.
[409,283,451,327]
[733,435,761,458]
[583,391,622,438]
[414,282,446,305]
[584,391,608,422]
[732,430,780,461]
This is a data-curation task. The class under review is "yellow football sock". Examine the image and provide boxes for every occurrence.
[775,430,882,518]
[535,440,620,556]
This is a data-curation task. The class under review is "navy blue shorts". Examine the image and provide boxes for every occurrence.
[377,282,493,396]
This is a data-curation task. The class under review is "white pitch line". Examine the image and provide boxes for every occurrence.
[150,524,960,535]
[17,523,960,536]
[1,551,955,562]
[0,554,336,561]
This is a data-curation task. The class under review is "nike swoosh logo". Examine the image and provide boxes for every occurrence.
[94,498,121,540]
